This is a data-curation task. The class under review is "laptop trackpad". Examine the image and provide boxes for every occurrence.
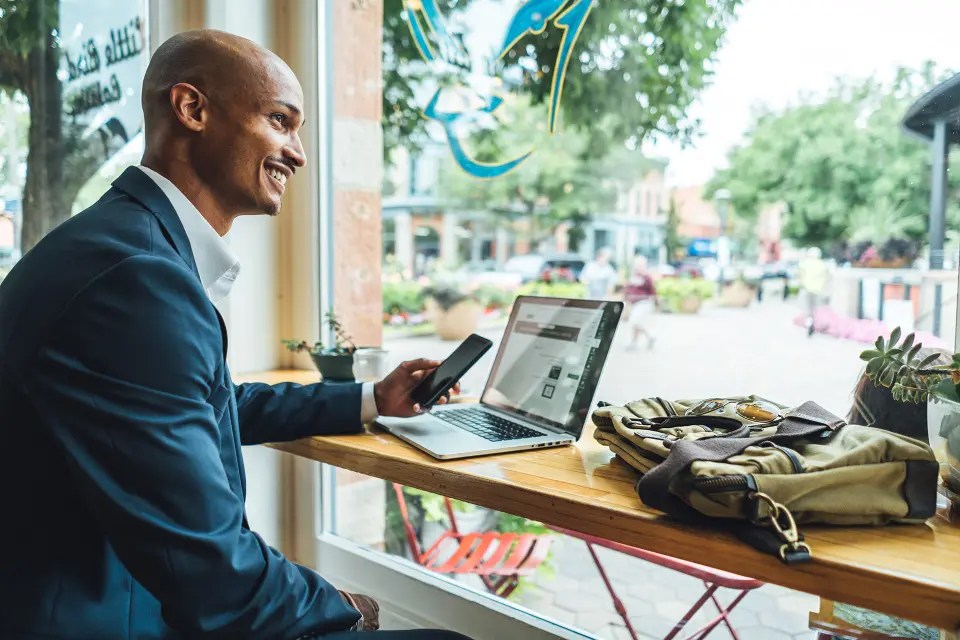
[378,414,464,437]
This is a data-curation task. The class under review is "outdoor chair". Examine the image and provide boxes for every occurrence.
[552,526,764,640]
[392,483,553,598]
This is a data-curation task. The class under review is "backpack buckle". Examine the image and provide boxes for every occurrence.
[749,491,812,562]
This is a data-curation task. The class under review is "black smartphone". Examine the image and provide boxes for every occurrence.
[411,334,493,408]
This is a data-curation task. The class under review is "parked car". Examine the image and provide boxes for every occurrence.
[503,253,586,283]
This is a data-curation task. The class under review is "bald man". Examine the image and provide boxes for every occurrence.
[0,30,466,640]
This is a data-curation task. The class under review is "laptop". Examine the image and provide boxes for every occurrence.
[377,296,623,459]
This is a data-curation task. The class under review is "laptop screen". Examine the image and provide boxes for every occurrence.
[481,296,622,435]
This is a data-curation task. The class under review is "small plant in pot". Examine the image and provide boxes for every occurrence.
[860,328,960,510]
[282,312,358,381]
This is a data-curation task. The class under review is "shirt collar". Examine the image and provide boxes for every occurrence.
[136,165,240,303]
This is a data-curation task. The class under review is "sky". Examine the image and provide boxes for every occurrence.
[450,0,960,188]
[644,0,960,187]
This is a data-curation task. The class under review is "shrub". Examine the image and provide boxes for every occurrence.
[382,281,425,316]
[656,276,714,313]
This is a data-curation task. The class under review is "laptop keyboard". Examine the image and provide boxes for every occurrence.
[436,408,543,442]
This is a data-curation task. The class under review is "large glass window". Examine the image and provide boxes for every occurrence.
[324,1,960,637]
[0,0,149,283]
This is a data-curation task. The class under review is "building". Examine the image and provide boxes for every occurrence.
[383,144,669,276]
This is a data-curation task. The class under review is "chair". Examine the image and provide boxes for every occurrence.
[551,526,764,640]
[391,483,552,598]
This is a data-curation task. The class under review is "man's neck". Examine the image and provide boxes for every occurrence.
[140,156,233,236]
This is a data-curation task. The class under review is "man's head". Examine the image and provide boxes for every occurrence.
[142,30,305,229]
[596,248,611,264]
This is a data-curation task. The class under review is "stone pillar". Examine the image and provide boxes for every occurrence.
[332,0,383,346]
[440,211,459,266]
[470,224,482,263]
[495,226,509,266]
[394,210,413,278]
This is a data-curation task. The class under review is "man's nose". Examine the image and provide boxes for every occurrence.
[285,133,307,169]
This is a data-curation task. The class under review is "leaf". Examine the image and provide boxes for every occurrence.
[907,343,922,361]
[865,358,883,376]
[918,353,942,369]
[859,349,882,361]
[875,336,885,352]
[880,368,896,387]
[931,378,960,404]
[900,333,915,353]
[889,326,902,347]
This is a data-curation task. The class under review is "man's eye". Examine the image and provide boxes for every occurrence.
[271,113,286,125]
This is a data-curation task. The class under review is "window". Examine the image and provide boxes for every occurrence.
[0,0,149,282]
[319,1,960,636]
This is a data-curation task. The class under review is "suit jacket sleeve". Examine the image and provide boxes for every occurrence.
[234,380,364,446]
[22,256,359,639]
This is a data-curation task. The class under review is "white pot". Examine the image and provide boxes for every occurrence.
[926,398,960,510]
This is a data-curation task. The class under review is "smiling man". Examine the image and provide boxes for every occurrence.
[0,30,465,640]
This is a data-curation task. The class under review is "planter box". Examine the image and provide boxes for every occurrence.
[676,296,703,314]
[719,282,756,308]
[427,299,481,341]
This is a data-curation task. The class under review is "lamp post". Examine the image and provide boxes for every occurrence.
[714,188,731,292]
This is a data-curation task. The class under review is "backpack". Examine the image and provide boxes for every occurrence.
[592,396,939,563]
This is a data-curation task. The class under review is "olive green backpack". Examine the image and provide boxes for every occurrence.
[592,396,939,563]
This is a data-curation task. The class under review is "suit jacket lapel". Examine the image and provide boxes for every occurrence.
[111,166,201,280]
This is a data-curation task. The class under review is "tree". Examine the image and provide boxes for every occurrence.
[0,0,127,251]
[707,64,960,248]
[382,0,742,163]
[663,195,682,263]
[439,97,661,249]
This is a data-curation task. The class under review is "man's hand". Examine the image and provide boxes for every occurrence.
[373,358,461,417]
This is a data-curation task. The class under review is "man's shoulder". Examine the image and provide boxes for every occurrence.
[0,188,204,373]
[14,187,187,285]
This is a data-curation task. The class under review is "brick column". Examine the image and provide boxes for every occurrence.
[332,0,383,347]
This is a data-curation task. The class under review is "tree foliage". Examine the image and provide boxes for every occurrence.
[382,0,742,162]
[707,64,960,248]
[439,98,662,248]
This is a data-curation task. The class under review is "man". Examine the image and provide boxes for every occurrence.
[580,247,617,299]
[0,30,467,640]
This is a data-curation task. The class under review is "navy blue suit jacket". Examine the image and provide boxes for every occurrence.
[0,167,363,638]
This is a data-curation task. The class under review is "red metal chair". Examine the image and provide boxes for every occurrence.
[552,526,764,640]
[392,483,552,598]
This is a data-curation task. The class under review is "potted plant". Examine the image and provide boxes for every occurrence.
[282,312,358,381]
[719,276,756,308]
[423,285,480,341]
[860,328,960,510]
[656,276,714,314]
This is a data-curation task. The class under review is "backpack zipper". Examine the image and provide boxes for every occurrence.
[691,474,751,493]
[761,441,804,473]
[655,397,677,416]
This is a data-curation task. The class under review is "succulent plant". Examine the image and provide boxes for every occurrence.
[859,327,960,404]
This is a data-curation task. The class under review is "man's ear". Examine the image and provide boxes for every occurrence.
[168,82,207,132]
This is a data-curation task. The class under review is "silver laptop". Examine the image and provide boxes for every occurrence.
[377,296,623,459]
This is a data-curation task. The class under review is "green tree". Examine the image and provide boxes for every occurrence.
[707,64,960,248]
[439,98,653,249]
[663,195,682,263]
[382,0,742,163]
[0,0,128,251]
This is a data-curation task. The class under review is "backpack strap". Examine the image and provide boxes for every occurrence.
[635,401,844,563]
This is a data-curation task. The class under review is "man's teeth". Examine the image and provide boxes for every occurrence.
[267,168,287,185]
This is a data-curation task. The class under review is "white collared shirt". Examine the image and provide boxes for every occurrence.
[136,165,378,422]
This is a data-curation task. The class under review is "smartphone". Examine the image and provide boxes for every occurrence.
[411,334,493,408]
